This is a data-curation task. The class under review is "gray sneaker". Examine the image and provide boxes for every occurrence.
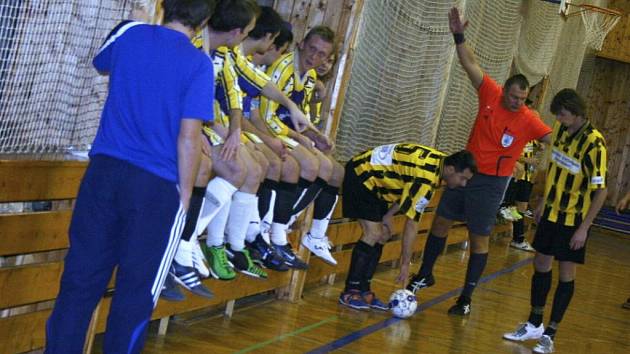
[510,240,535,252]
[503,322,544,341]
[532,335,555,353]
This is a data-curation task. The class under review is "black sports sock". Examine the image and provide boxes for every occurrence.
[257,179,278,219]
[528,270,552,326]
[461,252,488,298]
[361,242,383,293]
[550,280,574,325]
[345,241,373,292]
[292,177,326,215]
[513,218,525,243]
[418,233,447,277]
[543,324,557,339]
[180,186,206,241]
[271,181,298,224]
[312,184,339,220]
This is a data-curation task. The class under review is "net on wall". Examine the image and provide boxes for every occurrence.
[0,0,154,153]
[334,0,457,161]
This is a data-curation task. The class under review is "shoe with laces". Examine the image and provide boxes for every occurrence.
[532,335,555,353]
[302,232,337,265]
[271,242,309,270]
[225,245,268,279]
[201,243,236,280]
[503,322,544,341]
[170,260,214,299]
[246,234,290,271]
[447,296,471,316]
[159,274,185,302]
[510,240,535,252]
[406,273,435,294]
[191,238,210,278]
[339,290,370,310]
[362,291,389,311]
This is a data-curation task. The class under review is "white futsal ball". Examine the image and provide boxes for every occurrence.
[389,289,418,319]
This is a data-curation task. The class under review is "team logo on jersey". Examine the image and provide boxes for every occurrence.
[591,176,605,185]
[370,144,396,165]
[501,133,515,147]
[551,148,580,174]
[415,197,430,213]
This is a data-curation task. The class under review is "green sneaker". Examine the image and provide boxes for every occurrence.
[201,243,236,280]
[509,207,523,220]
[226,245,268,279]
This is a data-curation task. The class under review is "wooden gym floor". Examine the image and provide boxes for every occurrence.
[95,228,630,353]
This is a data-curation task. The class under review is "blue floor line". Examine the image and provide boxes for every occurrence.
[306,257,534,354]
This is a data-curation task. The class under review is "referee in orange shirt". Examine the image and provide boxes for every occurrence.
[406,7,552,316]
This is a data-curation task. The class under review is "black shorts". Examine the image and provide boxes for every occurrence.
[532,218,588,264]
[503,179,533,205]
[436,173,510,236]
[342,161,389,222]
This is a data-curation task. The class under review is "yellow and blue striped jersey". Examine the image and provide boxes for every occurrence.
[351,144,445,221]
[259,52,317,136]
[542,121,607,226]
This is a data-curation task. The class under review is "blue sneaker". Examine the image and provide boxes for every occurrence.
[170,260,214,299]
[271,242,308,270]
[159,274,185,302]
[362,291,390,311]
[339,290,370,310]
[246,234,290,271]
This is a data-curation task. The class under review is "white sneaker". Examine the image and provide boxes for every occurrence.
[532,334,555,353]
[510,240,535,252]
[503,322,544,342]
[192,239,210,278]
[499,207,516,221]
[302,233,337,265]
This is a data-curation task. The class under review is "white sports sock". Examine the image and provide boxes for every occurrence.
[270,222,288,246]
[206,199,230,247]
[174,239,194,267]
[245,198,261,243]
[308,195,338,239]
[226,191,257,251]
[195,177,237,236]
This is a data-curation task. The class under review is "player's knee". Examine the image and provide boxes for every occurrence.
[299,153,320,180]
[533,253,553,272]
[281,156,299,181]
[328,159,345,186]
[196,156,213,185]
[430,216,452,237]
[317,154,333,178]
[244,160,264,186]
[256,153,270,177]
[266,152,282,178]
[558,261,576,282]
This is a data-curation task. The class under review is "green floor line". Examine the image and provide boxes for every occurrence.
[234,315,338,354]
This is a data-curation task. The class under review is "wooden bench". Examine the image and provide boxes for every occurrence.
[0,159,521,353]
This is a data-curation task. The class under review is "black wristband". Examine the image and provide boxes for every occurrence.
[453,32,465,45]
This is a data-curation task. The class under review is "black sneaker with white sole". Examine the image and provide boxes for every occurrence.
[406,273,435,294]
[271,242,308,269]
[447,296,471,316]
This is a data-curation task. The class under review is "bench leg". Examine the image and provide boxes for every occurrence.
[225,300,235,318]
[158,317,170,336]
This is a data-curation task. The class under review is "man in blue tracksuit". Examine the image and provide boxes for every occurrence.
[45,1,216,353]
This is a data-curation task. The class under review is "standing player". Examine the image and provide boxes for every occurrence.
[503,89,607,354]
[339,145,476,310]
[45,1,215,352]
[406,7,552,316]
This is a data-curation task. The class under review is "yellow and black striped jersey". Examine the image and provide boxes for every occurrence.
[351,144,445,221]
[517,140,540,183]
[259,52,317,136]
[542,121,607,226]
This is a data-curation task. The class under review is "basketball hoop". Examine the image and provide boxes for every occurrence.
[561,2,623,51]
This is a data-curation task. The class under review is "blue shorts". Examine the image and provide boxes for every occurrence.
[436,173,510,236]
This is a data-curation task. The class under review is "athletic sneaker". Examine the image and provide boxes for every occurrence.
[447,296,471,316]
[509,206,523,220]
[225,245,268,279]
[339,290,370,310]
[499,207,516,221]
[159,274,185,302]
[302,232,337,265]
[503,322,544,341]
[523,209,534,218]
[169,260,214,299]
[510,240,535,252]
[406,273,436,294]
[246,234,289,271]
[272,242,309,270]
[201,243,236,280]
[362,291,389,311]
[191,239,210,278]
[532,335,555,353]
